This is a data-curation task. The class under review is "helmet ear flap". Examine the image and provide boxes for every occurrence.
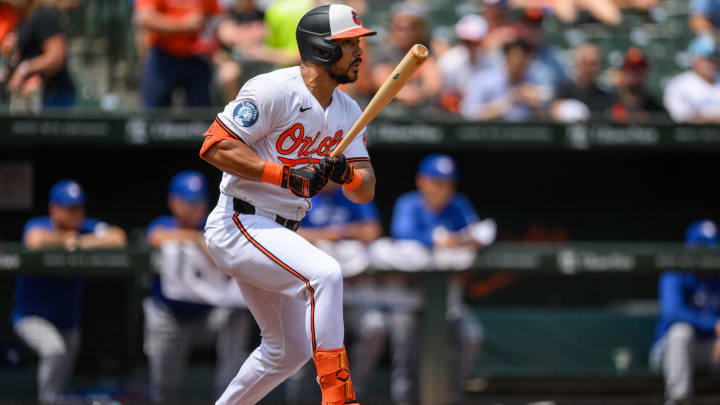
[297,28,343,65]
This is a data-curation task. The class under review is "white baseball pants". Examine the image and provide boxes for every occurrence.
[205,194,345,405]
[14,316,80,404]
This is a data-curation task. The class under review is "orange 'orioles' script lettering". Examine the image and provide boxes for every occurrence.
[277,127,345,166]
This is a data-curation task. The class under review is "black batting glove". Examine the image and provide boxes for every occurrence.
[319,155,355,185]
[280,164,328,198]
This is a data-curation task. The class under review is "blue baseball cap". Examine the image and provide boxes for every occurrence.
[169,170,207,202]
[688,35,720,60]
[685,219,718,248]
[417,154,458,180]
[49,179,86,207]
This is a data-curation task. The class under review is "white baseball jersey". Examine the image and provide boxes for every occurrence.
[212,66,370,221]
[663,70,720,122]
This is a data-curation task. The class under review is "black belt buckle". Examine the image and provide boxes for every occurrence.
[233,198,299,232]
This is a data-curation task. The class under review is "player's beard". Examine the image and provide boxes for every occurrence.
[327,58,361,84]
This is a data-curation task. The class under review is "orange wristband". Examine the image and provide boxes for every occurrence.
[261,161,284,186]
[343,170,362,191]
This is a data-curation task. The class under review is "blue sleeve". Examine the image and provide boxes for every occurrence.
[22,217,52,238]
[80,217,102,234]
[691,0,711,13]
[659,272,720,332]
[454,194,479,227]
[391,194,433,247]
[146,216,176,240]
[353,200,379,222]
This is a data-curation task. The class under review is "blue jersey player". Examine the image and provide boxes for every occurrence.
[13,179,126,403]
[390,154,486,405]
[651,219,720,405]
[144,170,251,402]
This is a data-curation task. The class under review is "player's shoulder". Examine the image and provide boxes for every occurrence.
[333,87,363,114]
[394,191,423,208]
[80,217,105,233]
[23,216,53,234]
[147,215,177,231]
[244,66,300,93]
[451,192,473,207]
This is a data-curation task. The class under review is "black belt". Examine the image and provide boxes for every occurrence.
[233,198,300,232]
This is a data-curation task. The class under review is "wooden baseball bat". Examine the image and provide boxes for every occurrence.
[330,44,429,158]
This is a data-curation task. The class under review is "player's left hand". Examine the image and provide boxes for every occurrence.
[283,164,328,198]
[319,155,355,185]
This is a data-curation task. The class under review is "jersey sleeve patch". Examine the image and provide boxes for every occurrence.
[232,100,259,128]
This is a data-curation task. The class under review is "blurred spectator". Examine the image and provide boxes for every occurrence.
[551,43,614,122]
[144,171,251,402]
[513,0,622,25]
[664,35,720,123]
[391,154,487,405]
[135,0,220,108]
[214,0,267,103]
[286,183,383,403]
[1,0,74,110]
[461,39,548,121]
[690,0,720,34]
[370,2,441,112]
[13,179,126,404]
[262,0,311,63]
[515,9,569,92]
[437,14,490,113]
[650,219,720,405]
[610,47,665,124]
[481,0,516,52]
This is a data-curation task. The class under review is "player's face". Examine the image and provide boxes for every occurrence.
[416,176,455,212]
[327,37,363,84]
[49,204,86,230]
[169,197,207,229]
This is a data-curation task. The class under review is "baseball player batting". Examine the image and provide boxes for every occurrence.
[199,5,377,405]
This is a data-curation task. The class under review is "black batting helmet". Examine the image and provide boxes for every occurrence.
[296,4,376,65]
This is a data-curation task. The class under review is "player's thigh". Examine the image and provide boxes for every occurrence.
[14,316,69,357]
[140,47,178,108]
[207,213,341,299]
[235,279,310,353]
[183,56,212,107]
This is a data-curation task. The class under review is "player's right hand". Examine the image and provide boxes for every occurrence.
[281,164,328,198]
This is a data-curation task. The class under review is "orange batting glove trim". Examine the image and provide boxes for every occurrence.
[261,161,284,186]
[343,170,362,191]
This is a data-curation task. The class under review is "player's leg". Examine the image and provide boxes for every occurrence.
[388,309,420,405]
[13,316,79,403]
[347,305,388,396]
[184,56,213,107]
[140,47,177,108]
[662,322,696,403]
[214,308,253,398]
[448,307,483,405]
[216,280,311,405]
[142,298,192,402]
[206,210,358,404]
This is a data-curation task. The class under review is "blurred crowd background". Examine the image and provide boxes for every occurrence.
[3,0,720,123]
[3,1,720,405]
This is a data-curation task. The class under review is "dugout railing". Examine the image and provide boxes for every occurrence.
[1,243,719,404]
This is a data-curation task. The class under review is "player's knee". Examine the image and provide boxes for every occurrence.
[667,322,696,345]
[314,258,343,288]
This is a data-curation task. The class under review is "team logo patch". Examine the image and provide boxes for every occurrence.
[351,10,361,25]
[233,100,259,127]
